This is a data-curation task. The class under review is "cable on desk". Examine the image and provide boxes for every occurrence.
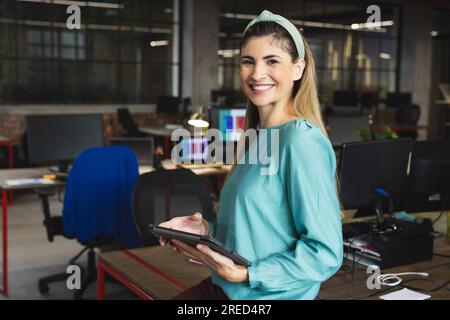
[343,231,376,284]
[432,195,448,226]
[364,278,450,299]
[376,272,429,287]
[432,211,445,225]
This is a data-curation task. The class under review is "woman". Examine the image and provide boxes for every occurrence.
[159,10,343,300]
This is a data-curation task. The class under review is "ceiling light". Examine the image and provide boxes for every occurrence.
[17,0,124,9]
[150,40,170,47]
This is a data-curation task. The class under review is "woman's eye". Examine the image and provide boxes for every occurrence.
[241,60,253,65]
[267,59,278,65]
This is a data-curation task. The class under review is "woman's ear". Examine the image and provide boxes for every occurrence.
[293,59,305,81]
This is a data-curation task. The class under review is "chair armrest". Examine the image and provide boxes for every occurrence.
[34,187,62,242]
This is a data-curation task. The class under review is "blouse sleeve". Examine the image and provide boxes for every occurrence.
[247,127,343,292]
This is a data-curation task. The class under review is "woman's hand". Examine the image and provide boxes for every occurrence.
[158,212,210,251]
[171,240,248,283]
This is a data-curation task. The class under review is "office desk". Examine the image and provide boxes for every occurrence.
[320,237,450,300]
[139,125,181,158]
[97,238,450,300]
[0,167,65,296]
[139,125,178,137]
[97,246,210,300]
[373,125,429,139]
[139,160,231,177]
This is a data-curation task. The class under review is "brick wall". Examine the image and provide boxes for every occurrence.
[0,111,183,144]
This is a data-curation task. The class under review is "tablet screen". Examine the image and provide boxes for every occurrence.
[148,224,251,267]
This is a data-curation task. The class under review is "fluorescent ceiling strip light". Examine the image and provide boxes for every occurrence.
[150,40,169,47]
[0,17,171,34]
[219,13,388,33]
[17,0,124,9]
[351,20,394,30]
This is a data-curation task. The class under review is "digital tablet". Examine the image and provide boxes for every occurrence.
[148,224,251,267]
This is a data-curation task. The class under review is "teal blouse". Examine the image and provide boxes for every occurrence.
[209,118,343,300]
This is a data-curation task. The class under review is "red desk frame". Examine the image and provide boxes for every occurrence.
[97,249,189,300]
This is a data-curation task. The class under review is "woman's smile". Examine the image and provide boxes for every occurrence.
[249,83,276,94]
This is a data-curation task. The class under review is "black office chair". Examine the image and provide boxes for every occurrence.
[182,97,193,118]
[132,169,215,246]
[117,107,141,137]
[361,92,379,110]
[395,104,421,140]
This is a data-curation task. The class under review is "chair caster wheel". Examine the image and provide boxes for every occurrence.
[39,282,50,294]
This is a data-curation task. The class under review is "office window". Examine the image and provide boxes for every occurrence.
[217,0,400,103]
[0,0,179,105]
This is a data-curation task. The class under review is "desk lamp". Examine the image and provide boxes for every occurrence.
[187,106,209,134]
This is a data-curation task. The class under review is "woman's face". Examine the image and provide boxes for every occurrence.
[240,35,304,109]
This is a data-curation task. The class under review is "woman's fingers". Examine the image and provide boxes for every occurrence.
[172,240,208,261]
[171,240,201,260]
[190,212,203,221]
[159,236,180,252]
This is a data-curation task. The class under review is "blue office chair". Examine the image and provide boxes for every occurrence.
[37,146,141,299]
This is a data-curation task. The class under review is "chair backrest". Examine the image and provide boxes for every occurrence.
[62,146,141,248]
[395,104,421,140]
[117,107,138,137]
[132,169,215,246]
[361,91,378,109]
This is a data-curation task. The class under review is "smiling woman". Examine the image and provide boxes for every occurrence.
[240,36,304,114]
[158,10,343,300]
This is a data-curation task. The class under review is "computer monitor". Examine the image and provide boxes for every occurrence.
[211,90,242,108]
[326,116,370,148]
[386,92,412,108]
[156,96,180,115]
[333,90,359,108]
[109,137,154,166]
[218,108,246,142]
[208,106,246,142]
[339,138,412,218]
[26,114,104,170]
[180,137,209,163]
[405,140,450,213]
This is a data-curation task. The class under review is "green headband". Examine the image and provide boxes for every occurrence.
[243,10,305,60]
